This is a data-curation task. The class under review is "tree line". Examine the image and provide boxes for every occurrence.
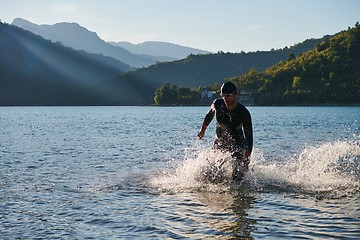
[155,22,360,106]
[153,82,222,105]
[154,83,199,105]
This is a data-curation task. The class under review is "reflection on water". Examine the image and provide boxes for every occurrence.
[143,188,257,239]
[194,190,257,239]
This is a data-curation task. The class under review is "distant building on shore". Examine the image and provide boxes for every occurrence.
[200,86,254,105]
[236,87,254,101]
[201,88,214,98]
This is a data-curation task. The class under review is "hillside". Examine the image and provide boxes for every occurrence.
[0,66,92,106]
[0,19,350,106]
[91,33,338,106]
[229,23,360,105]
[0,22,133,87]
[113,34,336,90]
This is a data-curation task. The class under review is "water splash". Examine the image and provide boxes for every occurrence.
[250,139,360,198]
[150,139,360,198]
[150,149,242,193]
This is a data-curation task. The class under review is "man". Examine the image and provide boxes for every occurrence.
[197,82,253,180]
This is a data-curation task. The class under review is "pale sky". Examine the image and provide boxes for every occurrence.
[1,0,359,53]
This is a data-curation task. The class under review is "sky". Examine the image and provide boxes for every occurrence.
[1,0,359,53]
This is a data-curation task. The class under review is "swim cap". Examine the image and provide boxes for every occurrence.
[221,82,237,94]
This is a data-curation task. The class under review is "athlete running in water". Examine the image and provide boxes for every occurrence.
[197,82,253,180]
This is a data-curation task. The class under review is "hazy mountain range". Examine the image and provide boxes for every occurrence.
[1,18,340,106]
[0,21,132,87]
[109,41,211,59]
[11,18,211,67]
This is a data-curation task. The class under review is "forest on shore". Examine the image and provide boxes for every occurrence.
[154,23,360,106]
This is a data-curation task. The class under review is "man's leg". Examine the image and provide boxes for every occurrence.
[231,151,245,181]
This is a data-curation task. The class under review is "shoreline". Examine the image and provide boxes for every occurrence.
[1,102,359,107]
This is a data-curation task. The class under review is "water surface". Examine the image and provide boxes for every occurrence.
[1,106,359,239]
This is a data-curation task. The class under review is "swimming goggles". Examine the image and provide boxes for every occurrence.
[220,90,237,98]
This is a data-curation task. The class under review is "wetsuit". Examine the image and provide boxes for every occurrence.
[203,98,253,158]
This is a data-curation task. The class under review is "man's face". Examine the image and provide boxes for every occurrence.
[222,92,236,107]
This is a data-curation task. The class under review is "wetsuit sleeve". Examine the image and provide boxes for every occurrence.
[243,110,253,153]
[202,101,216,129]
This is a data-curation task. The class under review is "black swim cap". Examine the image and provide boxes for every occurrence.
[221,82,237,94]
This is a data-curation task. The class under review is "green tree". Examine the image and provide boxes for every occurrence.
[287,52,296,61]
[248,68,259,77]
[315,38,330,52]
[213,83,221,92]
[178,86,196,104]
[154,82,178,105]
[292,76,301,89]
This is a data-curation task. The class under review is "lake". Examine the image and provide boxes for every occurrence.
[1,106,359,239]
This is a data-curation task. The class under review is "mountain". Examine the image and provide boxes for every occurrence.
[1,18,347,106]
[0,21,155,106]
[106,33,338,90]
[109,41,211,59]
[0,22,133,88]
[85,33,339,106]
[11,18,205,67]
[11,18,155,67]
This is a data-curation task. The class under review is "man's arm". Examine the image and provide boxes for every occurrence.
[243,109,253,161]
[243,114,253,154]
[197,103,216,140]
[197,120,208,139]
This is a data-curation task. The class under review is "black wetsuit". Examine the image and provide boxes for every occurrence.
[203,98,253,157]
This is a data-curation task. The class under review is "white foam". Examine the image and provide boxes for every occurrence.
[150,149,238,193]
[249,139,360,198]
[150,139,360,198]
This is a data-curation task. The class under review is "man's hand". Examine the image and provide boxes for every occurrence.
[197,129,205,140]
[244,150,251,160]
[198,120,207,140]
[241,150,251,172]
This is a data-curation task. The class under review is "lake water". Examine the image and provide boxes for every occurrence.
[1,106,359,239]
